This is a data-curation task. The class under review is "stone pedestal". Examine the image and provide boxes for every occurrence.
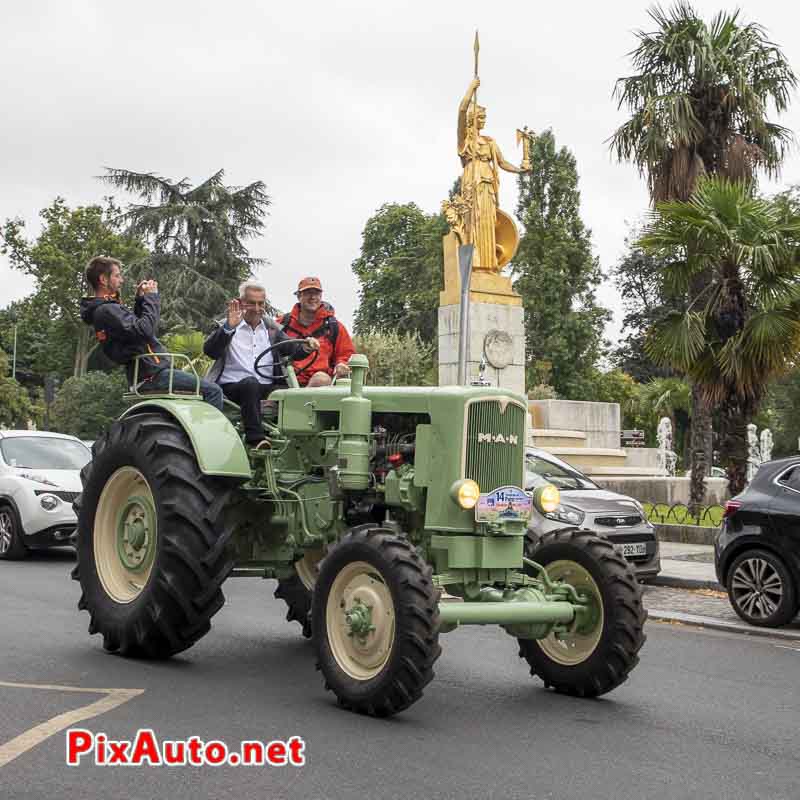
[438,231,526,393]
[438,303,526,393]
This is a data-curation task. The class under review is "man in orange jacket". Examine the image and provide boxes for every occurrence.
[277,277,355,387]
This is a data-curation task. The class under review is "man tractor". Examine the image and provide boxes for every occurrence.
[73,343,646,716]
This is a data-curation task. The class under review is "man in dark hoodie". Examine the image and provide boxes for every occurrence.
[80,255,223,409]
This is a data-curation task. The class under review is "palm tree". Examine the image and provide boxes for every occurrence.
[100,168,270,331]
[610,1,796,503]
[636,376,691,463]
[639,176,800,494]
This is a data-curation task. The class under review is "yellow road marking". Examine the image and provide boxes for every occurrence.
[0,681,144,768]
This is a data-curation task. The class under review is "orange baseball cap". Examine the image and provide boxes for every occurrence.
[296,276,322,294]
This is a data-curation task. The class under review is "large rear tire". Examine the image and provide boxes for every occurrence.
[312,526,441,716]
[274,546,325,639]
[274,574,312,638]
[519,528,647,697]
[72,412,239,658]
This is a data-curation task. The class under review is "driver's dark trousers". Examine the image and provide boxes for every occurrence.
[220,377,274,444]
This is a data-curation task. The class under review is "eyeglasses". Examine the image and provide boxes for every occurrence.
[241,301,266,308]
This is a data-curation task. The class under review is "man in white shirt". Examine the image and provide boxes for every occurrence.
[204,280,318,444]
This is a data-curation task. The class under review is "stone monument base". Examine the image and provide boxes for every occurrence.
[438,302,525,394]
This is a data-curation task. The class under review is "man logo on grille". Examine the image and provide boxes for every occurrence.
[477,433,518,445]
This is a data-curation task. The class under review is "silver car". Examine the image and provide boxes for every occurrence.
[525,447,661,580]
[0,430,91,559]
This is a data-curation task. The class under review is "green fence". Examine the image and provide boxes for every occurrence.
[643,502,725,528]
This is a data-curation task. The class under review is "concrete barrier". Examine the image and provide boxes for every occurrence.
[592,475,730,506]
[654,523,716,546]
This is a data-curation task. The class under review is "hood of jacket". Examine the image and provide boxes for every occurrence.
[284,301,336,328]
[79,295,119,324]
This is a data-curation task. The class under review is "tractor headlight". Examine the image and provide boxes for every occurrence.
[451,479,481,510]
[532,484,560,514]
[39,494,61,511]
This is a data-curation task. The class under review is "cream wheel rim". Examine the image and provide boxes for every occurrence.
[94,466,157,604]
[295,546,326,590]
[326,560,395,681]
[537,560,604,666]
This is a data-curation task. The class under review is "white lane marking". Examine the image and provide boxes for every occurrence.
[773,644,800,652]
[0,681,144,768]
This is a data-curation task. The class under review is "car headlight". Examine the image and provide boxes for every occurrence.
[39,494,61,511]
[544,503,585,526]
[451,479,481,510]
[532,484,560,514]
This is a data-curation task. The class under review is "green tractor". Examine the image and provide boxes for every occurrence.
[73,344,646,716]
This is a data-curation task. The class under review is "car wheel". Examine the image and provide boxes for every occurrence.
[0,505,28,560]
[727,549,798,628]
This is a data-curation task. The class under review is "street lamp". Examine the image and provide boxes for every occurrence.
[11,323,17,379]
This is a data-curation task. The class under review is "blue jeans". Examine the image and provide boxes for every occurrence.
[145,368,224,410]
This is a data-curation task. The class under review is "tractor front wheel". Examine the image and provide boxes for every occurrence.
[73,412,239,658]
[312,526,441,716]
[519,528,647,697]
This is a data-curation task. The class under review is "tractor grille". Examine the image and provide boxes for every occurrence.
[464,399,526,492]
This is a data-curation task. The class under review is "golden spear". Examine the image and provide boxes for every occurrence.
[472,30,480,136]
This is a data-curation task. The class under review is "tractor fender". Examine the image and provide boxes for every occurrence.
[121,398,252,480]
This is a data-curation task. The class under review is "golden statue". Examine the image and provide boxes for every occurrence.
[457,76,529,269]
[440,33,532,305]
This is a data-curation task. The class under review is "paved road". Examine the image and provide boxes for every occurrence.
[2,550,799,800]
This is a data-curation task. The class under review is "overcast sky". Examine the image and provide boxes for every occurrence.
[2,0,799,346]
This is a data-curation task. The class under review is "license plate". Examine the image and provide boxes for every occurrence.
[475,486,532,523]
[621,542,647,557]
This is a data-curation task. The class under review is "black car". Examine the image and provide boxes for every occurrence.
[715,457,800,627]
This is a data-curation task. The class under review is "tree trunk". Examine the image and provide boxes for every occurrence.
[73,326,90,378]
[719,403,748,497]
[689,382,710,511]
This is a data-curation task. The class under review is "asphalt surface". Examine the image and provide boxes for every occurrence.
[2,550,799,800]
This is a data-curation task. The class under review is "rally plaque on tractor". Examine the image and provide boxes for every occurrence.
[475,486,532,523]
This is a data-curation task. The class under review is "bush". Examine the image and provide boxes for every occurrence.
[352,331,435,386]
[0,349,41,429]
[49,371,128,439]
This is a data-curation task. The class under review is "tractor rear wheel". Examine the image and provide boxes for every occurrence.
[274,546,325,639]
[519,528,646,697]
[72,412,239,658]
[312,526,441,716]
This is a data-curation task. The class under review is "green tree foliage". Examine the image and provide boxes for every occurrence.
[640,176,800,493]
[0,349,40,429]
[0,297,75,384]
[352,331,435,386]
[611,232,685,381]
[512,130,609,399]
[1,198,147,378]
[611,2,796,201]
[610,2,796,503]
[635,376,692,460]
[100,168,270,332]
[352,203,446,344]
[49,371,128,440]
[762,370,800,457]
[162,330,212,377]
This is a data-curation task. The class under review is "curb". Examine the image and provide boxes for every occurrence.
[649,574,723,591]
[648,608,800,641]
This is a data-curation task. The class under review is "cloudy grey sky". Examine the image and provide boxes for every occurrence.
[2,0,799,345]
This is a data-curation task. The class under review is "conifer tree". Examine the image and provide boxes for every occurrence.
[512,130,609,398]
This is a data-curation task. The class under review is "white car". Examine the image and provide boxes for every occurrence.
[0,430,92,559]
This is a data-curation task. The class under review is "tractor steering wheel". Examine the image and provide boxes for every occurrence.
[254,339,320,382]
